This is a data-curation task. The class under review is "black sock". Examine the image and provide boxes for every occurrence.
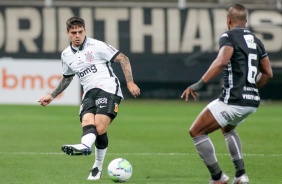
[233,159,245,177]
[212,171,222,180]
[235,169,245,177]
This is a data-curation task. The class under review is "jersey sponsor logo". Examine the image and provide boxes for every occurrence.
[96,97,107,106]
[243,86,258,92]
[242,94,260,101]
[85,51,94,62]
[77,64,97,78]
[244,35,257,49]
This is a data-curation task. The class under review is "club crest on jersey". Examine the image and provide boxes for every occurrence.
[85,51,94,62]
[114,103,119,112]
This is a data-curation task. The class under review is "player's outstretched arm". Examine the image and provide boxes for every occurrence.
[38,76,73,106]
[181,46,233,102]
[114,53,140,98]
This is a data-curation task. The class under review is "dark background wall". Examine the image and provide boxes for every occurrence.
[0,4,281,100]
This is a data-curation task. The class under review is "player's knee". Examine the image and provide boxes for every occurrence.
[95,121,110,134]
[81,113,95,125]
[189,128,195,138]
[95,125,107,135]
[96,132,108,149]
[81,119,92,126]
[189,127,200,138]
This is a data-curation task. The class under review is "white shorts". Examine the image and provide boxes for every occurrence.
[207,99,257,127]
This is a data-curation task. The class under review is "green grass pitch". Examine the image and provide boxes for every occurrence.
[0,100,281,184]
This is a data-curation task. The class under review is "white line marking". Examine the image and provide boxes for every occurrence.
[0,152,281,157]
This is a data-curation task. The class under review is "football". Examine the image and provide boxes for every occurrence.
[107,158,133,182]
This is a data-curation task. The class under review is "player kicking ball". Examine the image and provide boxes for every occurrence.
[38,16,140,180]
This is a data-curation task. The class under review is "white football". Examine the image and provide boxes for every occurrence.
[107,158,133,182]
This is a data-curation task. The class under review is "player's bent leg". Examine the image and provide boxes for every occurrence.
[189,107,227,182]
[87,115,111,180]
[189,107,222,137]
[193,134,227,182]
[223,128,246,179]
[94,114,111,135]
[62,114,97,156]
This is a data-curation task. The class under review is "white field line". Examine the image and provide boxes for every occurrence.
[0,152,281,157]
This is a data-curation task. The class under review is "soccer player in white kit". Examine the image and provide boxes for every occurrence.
[38,16,140,180]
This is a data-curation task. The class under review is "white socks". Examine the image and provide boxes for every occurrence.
[81,133,96,148]
[92,147,108,170]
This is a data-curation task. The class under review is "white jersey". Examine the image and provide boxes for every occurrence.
[61,37,123,99]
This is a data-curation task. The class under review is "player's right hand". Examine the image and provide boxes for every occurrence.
[181,87,199,101]
[38,95,54,107]
[127,81,140,98]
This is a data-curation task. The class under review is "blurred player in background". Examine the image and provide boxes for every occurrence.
[181,4,272,184]
[38,16,140,180]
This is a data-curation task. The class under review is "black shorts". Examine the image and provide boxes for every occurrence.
[79,88,122,122]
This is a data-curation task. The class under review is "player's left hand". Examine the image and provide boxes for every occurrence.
[181,87,199,101]
[127,81,140,98]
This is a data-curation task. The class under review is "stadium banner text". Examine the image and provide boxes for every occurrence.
[0,6,281,83]
[0,58,80,105]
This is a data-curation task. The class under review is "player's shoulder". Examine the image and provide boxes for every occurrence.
[219,30,233,45]
[235,28,264,45]
[85,37,109,52]
[219,30,233,39]
[218,30,237,47]
[221,27,246,36]
[220,32,229,39]
[61,46,73,59]
[86,37,104,45]
[220,28,254,42]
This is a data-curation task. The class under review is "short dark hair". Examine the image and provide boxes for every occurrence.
[228,4,248,22]
[66,16,85,31]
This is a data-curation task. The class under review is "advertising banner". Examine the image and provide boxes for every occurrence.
[0,58,80,105]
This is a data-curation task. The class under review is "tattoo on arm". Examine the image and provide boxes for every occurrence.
[117,54,134,83]
[50,76,73,98]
